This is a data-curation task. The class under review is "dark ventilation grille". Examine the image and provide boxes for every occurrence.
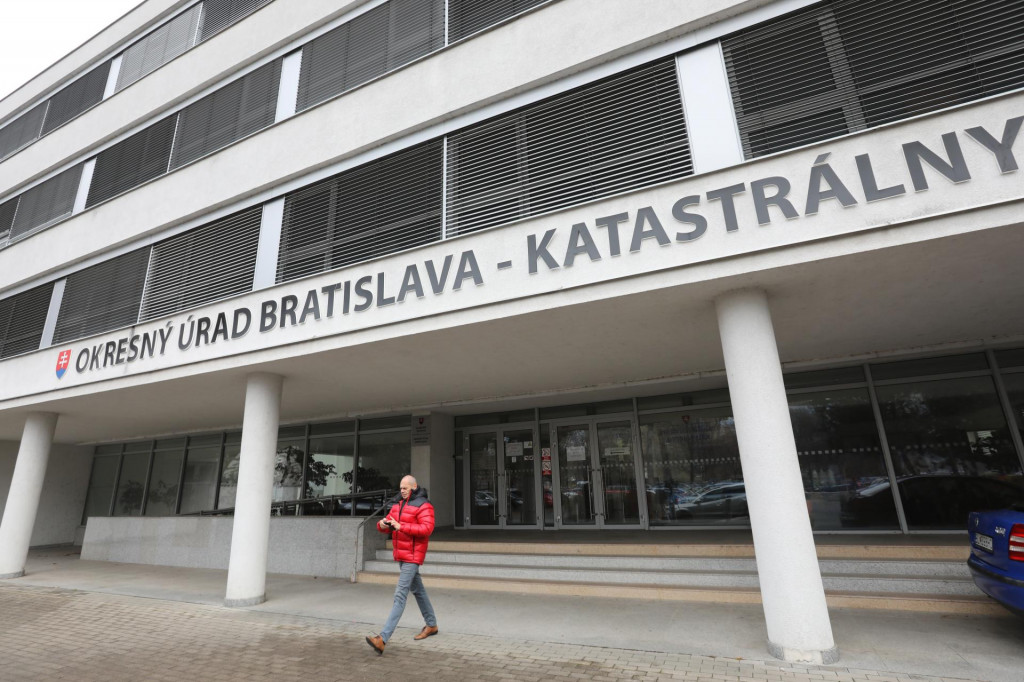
[53,249,150,344]
[199,0,274,41]
[0,197,18,243]
[170,59,281,169]
[116,4,203,92]
[0,282,54,359]
[87,115,178,207]
[277,140,443,283]
[296,0,444,112]
[9,165,84,240]
[41,61,112,135]
[446,57,692,237]
[140,206,262,321]
[448,0,550,42]
[0,102,47,161]
[722,0,1024,159]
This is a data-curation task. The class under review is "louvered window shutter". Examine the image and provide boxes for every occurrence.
[116,4,203,92]
[723,0,1024,159]
[199,0,273,41]
[9,165,84,240]
[446,57,692,237]
[447,0,550,43]
[170,59,281,170]
[0,282,54,359]
[41,61,112,135]
[296,0,444,112]
[87,115,177,207]
[0,198,18,243]
[277,139,443,283]
[140,205,262,321]
[0,102,47,161]
[53,249,150,344]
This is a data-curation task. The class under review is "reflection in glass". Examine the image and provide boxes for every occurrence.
[114,451,150,516]
[82,456,119,522]
[274,435,305,503]
[469,432,498,525]
[639,408,745,526]
[306,434,354,514]
[217,433,241,509]
[356,430,410,515]
[876,375,1024,529]
[1002,372,1024,450]
[179,438,222,514]
[556,424,594,526]
[788,388,897,530]
[145,448,184,516]
[504,429,536,526]
[541,424,554,527]
[597,421,639,525]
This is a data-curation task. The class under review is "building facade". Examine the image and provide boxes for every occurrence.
[1,0,1023,663]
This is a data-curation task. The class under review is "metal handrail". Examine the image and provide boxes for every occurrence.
[187,488,394,517]
[351,491,398,582]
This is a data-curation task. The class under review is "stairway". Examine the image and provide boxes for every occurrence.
[357,538,1000,614]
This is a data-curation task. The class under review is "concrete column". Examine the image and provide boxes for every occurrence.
[224,373,283,607]
[0,412,58,579]
[714,289,837,664]
[410,413,454,527]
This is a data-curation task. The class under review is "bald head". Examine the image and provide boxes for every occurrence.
[400,475,417,500]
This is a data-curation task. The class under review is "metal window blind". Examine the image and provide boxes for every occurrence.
[0,102,47,161]
[169,59,281,170]
[0,197,18,243]
[87,115,178,208]
[723,0,1024,159]
[296,0,444,112]
[9,164,84,240]
[446,57,692,237]
[41,61,113,135]
[140,205,262,321]
[0,282,54,359]
[448,0,550,43]
[53,248,150,344]
[116,4,203,92]
[199,0,273,41]
[277,139,443,283]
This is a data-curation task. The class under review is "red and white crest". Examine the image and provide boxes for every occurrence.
[55,349,72,379]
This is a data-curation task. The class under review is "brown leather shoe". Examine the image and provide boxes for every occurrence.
[365,634,385,655]
[414,625,439,640]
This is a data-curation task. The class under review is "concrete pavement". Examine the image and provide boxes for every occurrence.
[0,546,1022,681]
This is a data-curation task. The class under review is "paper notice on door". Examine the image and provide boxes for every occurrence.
[566,445,587,462]
[506,442,524,458]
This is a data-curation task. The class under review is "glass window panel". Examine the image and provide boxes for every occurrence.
[82,456,119,522]
[95,444,122,456]
[356,430,410,515]
[639,408,745,526]
[145,449,184,516]
[870,353,988,381]
[996,348,1024,370]
[876,375,1024,529]
[155,437,187,450]
[179,441,222,514]
[275,436,306,503]
[310,421,355,436]
[1000,373,1024,461]
[359,415,410,431]
[123,440,153,454]
[788,388,897,530]
[454,429,464,527]
[540,423,554,527]
[113,452,149,516]
[636,388,731,411]
[784,366,865,390]
[539,405,588,420]
[217,433,242,509]
[306,434,354,503]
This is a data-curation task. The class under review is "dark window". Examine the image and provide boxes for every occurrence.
[87,115,177,207]
[448,0,551,42]
[199,0,274,41]
[140,206,262,321]
[277,139,443,283]
[0,282,54,359]
[9,165,83,240]
[446,57,692,236]
[723,0,1024,158]
[0,197,19,243]
[41,61,112,135]
[52,248,150,344]
[296,0,444,111]
[0,102,47,161]
[115,5,203,92]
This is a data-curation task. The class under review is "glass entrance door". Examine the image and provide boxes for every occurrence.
[555,424,597,526]
[597,420,641,525]
[503,429,537,526]
[465,427,540,528]
[468,432,499,526]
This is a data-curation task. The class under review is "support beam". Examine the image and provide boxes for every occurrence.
[0,412,58,579]
[224,373,283,607]
[714,289,837,664]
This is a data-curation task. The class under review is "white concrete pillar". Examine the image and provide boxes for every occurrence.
[0,412,58,579]
[224,373,283,606]
[714,289,837,664]
[409,413,454,527]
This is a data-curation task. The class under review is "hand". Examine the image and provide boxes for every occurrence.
[378,518,391,530]
[389,520,402,532]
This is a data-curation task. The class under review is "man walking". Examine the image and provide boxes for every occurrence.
[366,475,438,654]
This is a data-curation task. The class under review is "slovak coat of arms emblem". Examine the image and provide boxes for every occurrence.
[55,349,72,379]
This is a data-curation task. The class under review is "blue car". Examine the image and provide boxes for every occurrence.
[967,504,1024,616]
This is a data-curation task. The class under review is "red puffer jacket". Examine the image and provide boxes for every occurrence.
[379,486,434,565]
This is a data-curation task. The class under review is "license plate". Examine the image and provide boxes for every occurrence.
[974,532,994,552]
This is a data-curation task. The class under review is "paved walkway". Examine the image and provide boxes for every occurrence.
[0,582,989,682]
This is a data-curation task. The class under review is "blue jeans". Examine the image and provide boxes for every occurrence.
[380,561,436,642]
